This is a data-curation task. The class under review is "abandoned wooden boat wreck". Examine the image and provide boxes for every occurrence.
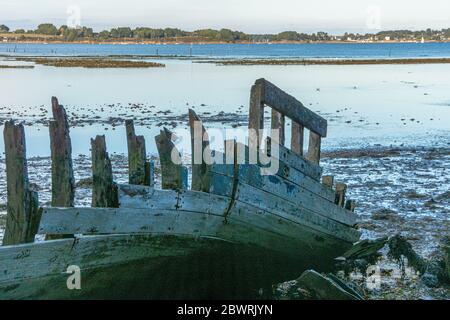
[0,79,360,299]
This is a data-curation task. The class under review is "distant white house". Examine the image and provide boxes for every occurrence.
[2,37,7,42]
[385,36,391,41]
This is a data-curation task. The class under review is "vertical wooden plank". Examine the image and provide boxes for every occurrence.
[188,109,211,192]
[322,175,334,188]
[48,97,75,240]
[335,183,347,208]
[291,121,304,156]
[49,97,75,207]
[91,135,119,208]
[144,160,155,187]
[271,110,285,146]
[125,120,147,185]
[155,128,186,190]
[248,81,265,162]
[3,121,41,245]
[307,131,321,164]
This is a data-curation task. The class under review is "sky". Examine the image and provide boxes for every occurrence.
[1,0,450,34]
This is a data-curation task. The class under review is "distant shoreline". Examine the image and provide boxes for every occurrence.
[2,39,450,46]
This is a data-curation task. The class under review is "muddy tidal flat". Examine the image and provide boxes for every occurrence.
[14,57,165,68]
[209,58,450,66]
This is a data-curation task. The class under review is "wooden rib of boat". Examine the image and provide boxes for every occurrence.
[0,79,360,299]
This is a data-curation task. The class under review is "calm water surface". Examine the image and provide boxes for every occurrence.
[2,42,450,59]
[0,46,449,156]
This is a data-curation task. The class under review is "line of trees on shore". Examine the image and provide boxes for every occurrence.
[1,23,450,42]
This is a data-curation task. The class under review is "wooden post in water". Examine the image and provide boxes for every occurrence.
[189,109,211,192]
[155,128,187,190]
[3,121,41,246]
[307,131,321,165]
[271,110,285,146]
[291,122,304,156]
[91,135,119,208]
[335,183,347,208]
[125,120,147,185]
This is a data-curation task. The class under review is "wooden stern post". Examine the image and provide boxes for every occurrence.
[188,109,211,192]
[249,80,265,163]
[307,131,322,165]
[91,135,119,208]
[271,110,285,146]
[291,121,304,156]
[48,97,75,239]
[125,119,148,186]
[335,183,347,208]
[322,175,334,189]
[2,121,41,245]
[155,128,188,190]
[144,160,155,187]
[49,97,75,207]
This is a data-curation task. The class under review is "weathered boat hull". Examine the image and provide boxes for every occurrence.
[0,231,351,300]
[0,79,361,299]
[0,180,359,299]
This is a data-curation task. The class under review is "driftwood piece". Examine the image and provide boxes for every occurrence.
[255,78,328,137]
[188,109,211,192]
[271,110,285,146]
[3,121,41,245]
[335,183,347,207]
[291,121,304,156]
[49,97,75,207]
[155,128,187,190]
[307,131,322,165]
[125,120,147,185]
[91,135,118,208]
